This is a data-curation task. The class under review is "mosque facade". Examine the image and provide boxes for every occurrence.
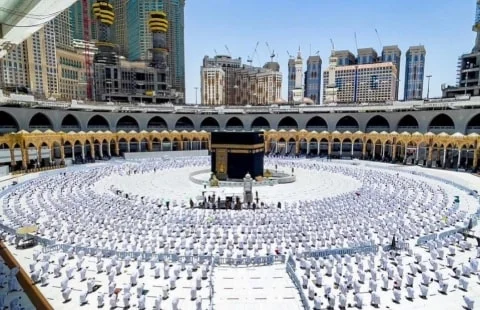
[1,101,480,171]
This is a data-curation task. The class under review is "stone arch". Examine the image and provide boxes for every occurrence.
[225,117,244,130]
[129,138,139,152]
[147,116,168,130]
[352,138,363,158]
[84,140,93,161]
[87,115,110,130]
[366,115,390,132]
[102,139,110,157]
[29,112,53,131]
[162,137,172,151]
[172,137,180,151]
[278,116,298,130]
[92,139,102,159]
[152,137,161,152]
[319,138,329,156]
[428,114,455,133]
[175,117,194,130]
[308,137,318,156]
[64,141,73,159]
[200,117,220,131]
[341,138,352,156]
[109,139,117,157]
[0,111,19,133]
[118,138,128,154]
[116,115,139,131]
[73,140,83,162]
[61,114,81,131]
[465,113,480,134]
[397,114,419,132]
[251,117,270,130]
[140,138,148,152]
[336,116,359,132]
[332,138,341,153]
[306,116,328,131]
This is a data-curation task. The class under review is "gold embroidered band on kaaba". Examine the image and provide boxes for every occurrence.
[210,143,265,150]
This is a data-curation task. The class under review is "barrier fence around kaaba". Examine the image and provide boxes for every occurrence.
[285,261,309,310]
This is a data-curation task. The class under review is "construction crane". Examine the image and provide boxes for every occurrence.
[247,41,259,66]
[354,32,359,51]
[375,29,383,50]
[265,42,275,62]
[330,38,335,51]
[224,45,231,57]
[82,0,93,100]
[286,51,293,59]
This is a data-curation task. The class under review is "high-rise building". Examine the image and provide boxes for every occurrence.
[323,49,399,104]
[443,0,480,98]
[0,44,29,93]
[54,10,74,50]
[287,58,295,103]
[291,51,304,103]
[404,45,426,100]
[201,67,225,105]
[69,0,98,41]
[202,55,242,104]
[304,55,322,104]
[125,0,185,94]
[92,4,182,104]
[25,21,59,98]
[201,55,282,106]
[357,48,377,64]
[111,0,128,57]
[382,45,401,99]
[233,65,282,106]
[56,48,87,100]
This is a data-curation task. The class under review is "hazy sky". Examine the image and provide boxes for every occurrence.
[184,0,475,104]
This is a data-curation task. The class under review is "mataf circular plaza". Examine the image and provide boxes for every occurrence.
[0,101,479,310]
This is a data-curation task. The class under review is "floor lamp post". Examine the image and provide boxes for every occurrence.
[426,75,432,100]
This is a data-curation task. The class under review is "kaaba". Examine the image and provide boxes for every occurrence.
[211,132,264,180]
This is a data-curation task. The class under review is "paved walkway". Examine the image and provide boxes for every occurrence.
[212,264,302,310]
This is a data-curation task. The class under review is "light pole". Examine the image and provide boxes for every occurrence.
[426,75,432,100]
[194,87,198,105]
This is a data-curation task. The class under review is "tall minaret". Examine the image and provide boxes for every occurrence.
[324,50,339,104]
[292,48,304,103]
[473,0,480,52]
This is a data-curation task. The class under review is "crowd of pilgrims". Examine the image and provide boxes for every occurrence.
[0,157,477,309]
[1,157,468,257]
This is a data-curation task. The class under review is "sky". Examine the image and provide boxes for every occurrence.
[183,0,475,104]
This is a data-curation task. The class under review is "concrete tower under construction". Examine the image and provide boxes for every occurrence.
[92,0,117,65]
[443,0,480,98]
[92,3,183,103]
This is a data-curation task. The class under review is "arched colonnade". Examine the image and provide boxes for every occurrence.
[0,129,479,171]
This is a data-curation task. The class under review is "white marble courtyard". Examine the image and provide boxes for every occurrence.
[0,156,479,310]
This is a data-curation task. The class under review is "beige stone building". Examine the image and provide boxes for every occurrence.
[323,54,398,104]
[0,21,60,99]
[56,49,87,100]
[201,55,282,106]
[234,66,282,105]
[201,67,225,105]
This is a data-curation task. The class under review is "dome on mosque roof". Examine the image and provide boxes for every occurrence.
[301,97,315,105]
